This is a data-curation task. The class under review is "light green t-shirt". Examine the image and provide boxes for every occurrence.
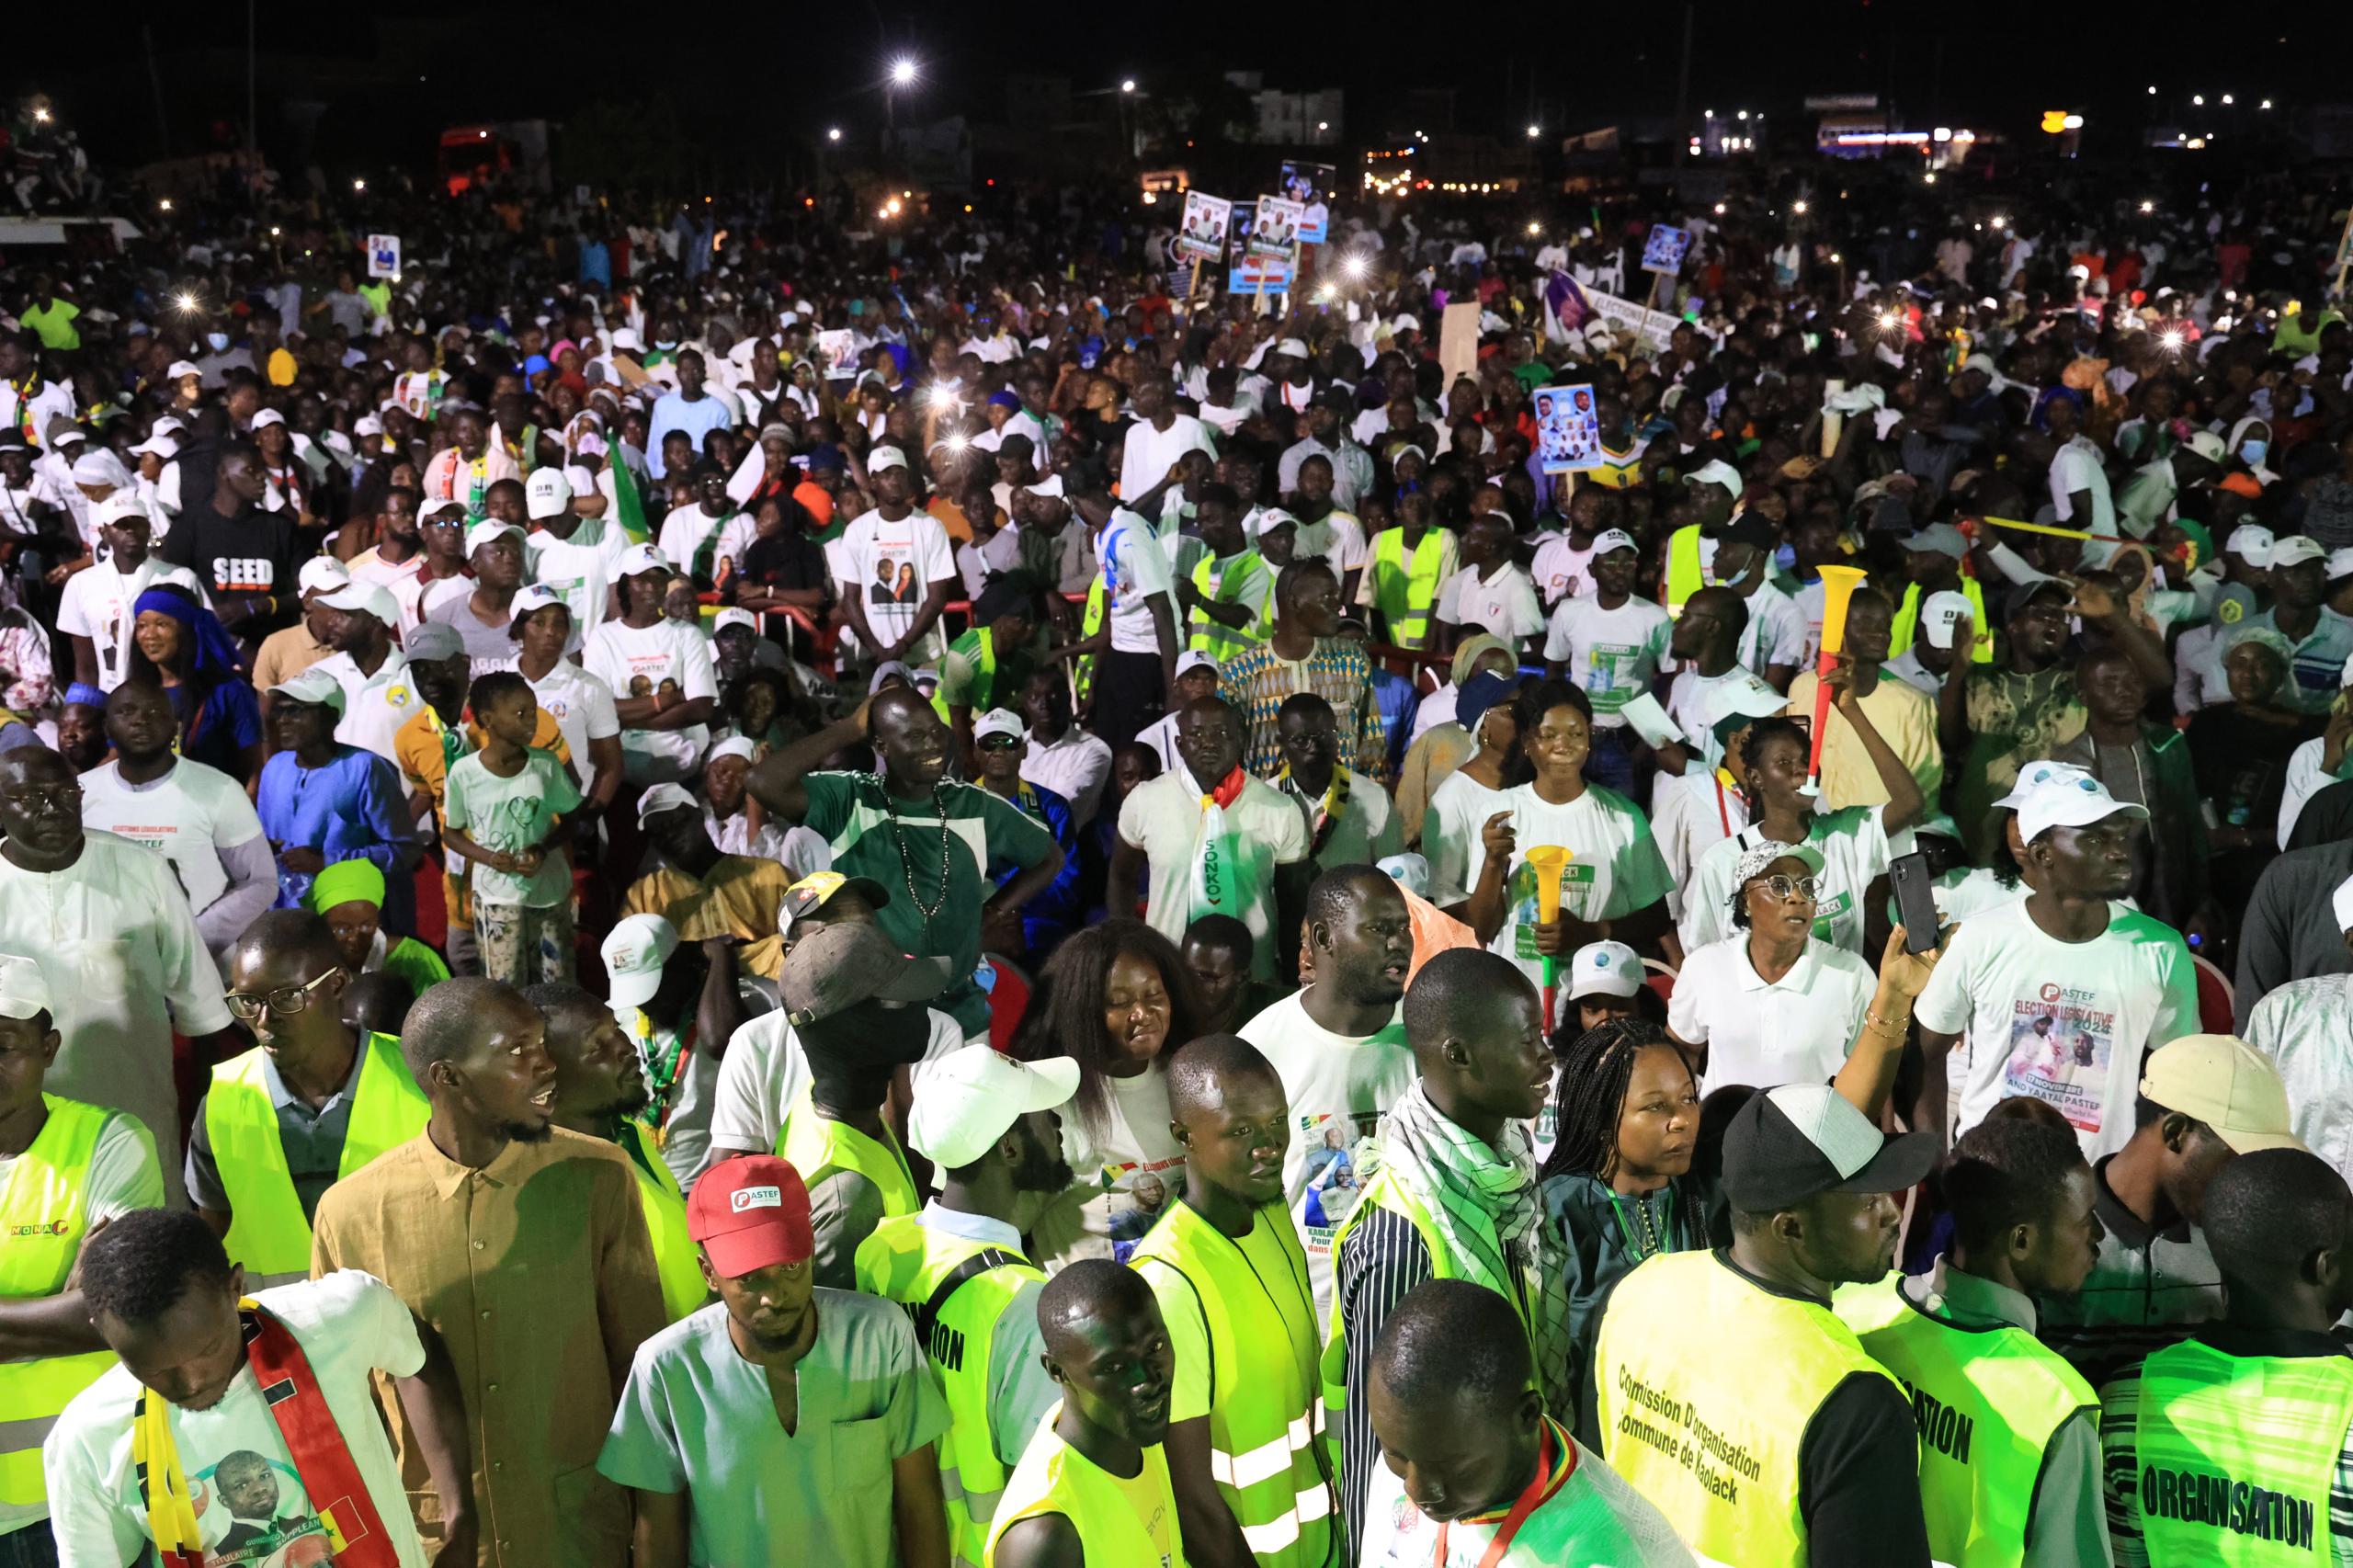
[443,749,581,907]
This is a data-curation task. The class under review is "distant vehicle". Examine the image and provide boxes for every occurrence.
[438,121,550,196]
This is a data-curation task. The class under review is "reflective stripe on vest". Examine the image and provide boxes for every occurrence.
[1890,578,1993,664]
[2133,1337,2353,1563]
[1130,1199,1334,1566]
[207,1033,429,1286]
[1834,1273,2097,1568]
[779,1095,921,1220]
[0,1096,119,1507]
[1594,1249,1901,1568]
[1188,551,1271,662]
[618,1121,708,1323]
[983,1408,1185,1568]
[1370,528,1449,649]
[1665,525,1706,617]
[856,1212,1048,1568]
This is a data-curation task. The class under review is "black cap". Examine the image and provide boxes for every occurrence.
[1721,515,1779,552]
[1720,1085,1938,1212]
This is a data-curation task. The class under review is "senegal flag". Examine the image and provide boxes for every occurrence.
[609,452,651,545]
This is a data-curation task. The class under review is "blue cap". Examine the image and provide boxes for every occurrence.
[523,354,551,376]
[1456,668,1525,740]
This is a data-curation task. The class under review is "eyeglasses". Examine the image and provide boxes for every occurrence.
[223,967,343,1020]
[1749,874,1819,903]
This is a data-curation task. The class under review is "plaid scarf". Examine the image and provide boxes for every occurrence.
[1380,1080,1573,1414]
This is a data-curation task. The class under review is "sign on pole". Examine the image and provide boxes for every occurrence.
[366,234,402,278]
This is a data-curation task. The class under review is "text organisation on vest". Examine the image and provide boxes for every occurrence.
[1612,1365,1765,1504]
[2141,1465,2316,1551]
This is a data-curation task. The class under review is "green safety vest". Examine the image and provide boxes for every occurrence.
[984,1408,1189,1568]
[1188,550,1273,663]
[1834,1273,2097,1568]
[1665,524,1707,618]
[1130,1199,1335,1568]
[617,1120,709,1324]
[2132,1336,2353,1563]
[1594,1249,1902,1568]
[1078,577,1106,702]
[857,1212,1049,1568]
[0,1096,121,1510]
[1890,578,1994,665]
[779,1096,920,1221]
[205,1033,429,1286]
[1368,528,1449,649]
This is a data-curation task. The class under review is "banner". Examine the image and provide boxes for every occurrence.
[1586,288,1678,352]
[1533,384,1604,473]
[366,234,401,278]
[1248,196,1305,263]
[1279,161,1336,244]
[1176,191,1233,264]
[1640,223,1693,276]
[1438,301,1480,388]
[1228,256,1293,296]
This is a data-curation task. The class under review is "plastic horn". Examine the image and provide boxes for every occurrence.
[1802,565,1871,798]
[1820,379,1845,459]
[1522,845,1574,1032]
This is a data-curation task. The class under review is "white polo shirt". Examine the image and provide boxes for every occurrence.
[1435,561,1543,642]
[311,648,419,767]
[1667,934,1878,1096]
[1023,725,1115,828]
[523,657,622,786]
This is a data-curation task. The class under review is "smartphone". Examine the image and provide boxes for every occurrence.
[1889,852,1942,954]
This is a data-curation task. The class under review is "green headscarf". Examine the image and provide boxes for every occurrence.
[307,858,387,913]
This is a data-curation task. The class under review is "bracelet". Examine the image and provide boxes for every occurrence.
[1863,1007,1911,1033]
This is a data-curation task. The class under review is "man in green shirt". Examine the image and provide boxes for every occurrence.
[747,687,1063,1037]
[936,576,1040,767]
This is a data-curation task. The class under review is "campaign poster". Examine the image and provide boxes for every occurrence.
[1280,160,1336,244]
[1641,223,1693,276]
[366,234,401,278]
[1176,191,1233,264]
[815,328,858,381]
[1248,196,1305,264]
[1534,383,1604,473]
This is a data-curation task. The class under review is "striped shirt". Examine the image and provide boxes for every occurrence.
[2097,1329,2353,1566]
[1218,635,1388,782]
[1334,1204,1438,1554]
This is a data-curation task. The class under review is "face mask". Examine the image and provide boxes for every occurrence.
[206,332,230,352]
[2240,439,2268,465]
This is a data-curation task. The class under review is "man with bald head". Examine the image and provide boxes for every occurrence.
[0,745,243,1208]
[1131,1034,1333,1568]
[187,910,429,1288]
[312,976,666,1564]
[986,1259,1185,1568]
[750,687,1064,1036]
[1321,948,1563,1551]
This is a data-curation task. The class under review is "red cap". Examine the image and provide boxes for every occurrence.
[686,1155,814,1278]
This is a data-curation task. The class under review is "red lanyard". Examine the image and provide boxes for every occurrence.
[1432,1422,1563,1567]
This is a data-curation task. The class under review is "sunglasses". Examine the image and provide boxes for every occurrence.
[1747,874,1819,903]
[977,734,1023,752]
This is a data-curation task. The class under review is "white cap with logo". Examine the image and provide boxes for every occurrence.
[601,914,679,1013]
[1995,760,2150,845]
[907,1050,1082,1167]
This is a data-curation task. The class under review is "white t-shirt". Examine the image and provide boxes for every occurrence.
[1677,808,1900,958]
[1913,899,2200,1160]
[1733,581,1811,676]
[656,506,758,587]
[57,559,206,691]
[526,517,631,647]
[1118,770,1309,980]
[1436,562,1544,642]
[1664,665,1762,755]
[835,506,956,663]
[583,617,718,784]
[1237,988,1415,1322]
[1543,596,1671,727]
[1032,1065,1190,1268]
[44,1271,431,1568]
[1421,767,1510,907]
[1668,936,1878,1097]
[1096,508,1177,655]
[707,1006,969,1158]
[1120,414,1219,496]
[1293,510,1368,581]
[1648,767,1749,920]
[77,757,267,926]
[1530,532,1598,610]
[524,658,622,788]
[1470,784,1674,990]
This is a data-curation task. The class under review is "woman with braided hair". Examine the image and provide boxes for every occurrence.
[1539,1017,1726,1448]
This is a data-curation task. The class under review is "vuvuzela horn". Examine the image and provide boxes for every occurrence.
[1522,844,1574,1033]
[1802,564,1871,797]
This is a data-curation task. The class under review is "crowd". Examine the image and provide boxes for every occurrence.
[3,137,2353,1568]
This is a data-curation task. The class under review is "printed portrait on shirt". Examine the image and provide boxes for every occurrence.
[195,1450,331,1567]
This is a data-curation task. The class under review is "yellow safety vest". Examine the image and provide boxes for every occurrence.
[1130,1199,1336,1568]
[1368,528,1450,650]
[1834,1272,2097,1568]
[204,1032,429,1286]
[857,1212,1049,1568]
[1664,524,1707,618]
[984,1408,1189,1568]
[1890,578,1994,664]
[2133,1336,2353,1564]
[1188,550,1273,663]
[617,1120,709,1323]
[1594,1249,1904,1568]
[0,1096,120,1510]
[779,1098,920,1220]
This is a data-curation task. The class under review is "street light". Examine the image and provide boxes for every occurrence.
[891,59,918,85]
[158,199,174,211]
[2141,199,2155,213]
[1120,78,1135,93]
[1526,124,1540,139]
[1792,199,1809,214]
[2222,94,2234,106]
[827,127,842,142]
[352,178,366,192]
[1526,221,1541,236]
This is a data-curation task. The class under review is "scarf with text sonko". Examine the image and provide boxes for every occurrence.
[132,1302,402,1568]
[1378,1079,1573,1413]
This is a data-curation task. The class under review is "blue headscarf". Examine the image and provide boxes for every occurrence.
[132,586,249,679]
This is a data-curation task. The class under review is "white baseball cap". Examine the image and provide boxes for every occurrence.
[1174,650,1220,680]
[1996,760,2150,845]
[526,467,574,520]
[318,581,400,630]
[1568,940,1645,1001]
[712,608,758,636]
[0,954,51,1021]
[609,327,643,352]
[867,445,909,472]
[618,542,672,577]
[906,1049,1081,1167]
[2269,535,2327,570]
[465,520,526,557]
[973,708,1026,744]
[1921,588,1975,651]
[1700,670,1787,730]
[707,735,757,765]
[93,492,153,530]
[1589,528,1639,557]
[507,583,566,626]
[1686,459,1743,498]
[2224,524,2275,567]
[250,407,286,430]
[1275,337,1310,358]
[167,359,201,381]
[601,914,678,1012]
[297,556,352,596]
